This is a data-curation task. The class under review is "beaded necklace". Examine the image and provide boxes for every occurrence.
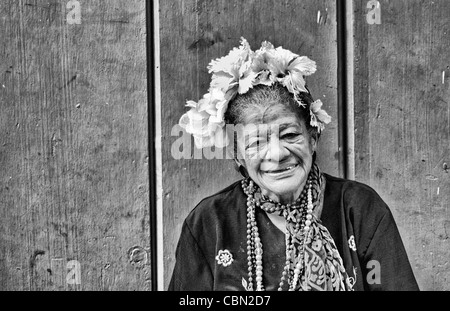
[241,173,317,291]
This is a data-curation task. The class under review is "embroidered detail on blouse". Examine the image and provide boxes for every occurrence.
[348,235,357,252]
[242,277,250,291]
[346,267,357,291]
[216,249,234,267]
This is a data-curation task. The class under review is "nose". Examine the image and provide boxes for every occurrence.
[264,135,290,163]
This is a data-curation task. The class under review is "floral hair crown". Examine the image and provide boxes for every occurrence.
[179,37,331,149]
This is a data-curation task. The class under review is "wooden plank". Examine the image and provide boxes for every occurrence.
[353,0,450,290]
[159,0,340,288]
[0,0,149,290]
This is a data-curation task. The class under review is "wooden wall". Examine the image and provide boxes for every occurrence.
[353,0,450,290]
[159,0,341,289]
[1,0,448,292]
[0,0,149,290]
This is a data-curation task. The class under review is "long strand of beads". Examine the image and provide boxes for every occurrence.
[290,254,303,290]
[278,211,292,291]
[254,229,264,291]
[243,179,265,291]
[243,180,255,291]
[251,188,264,291]
[290,183,314,290]
[242,174,317,292]
[305,181,314,233]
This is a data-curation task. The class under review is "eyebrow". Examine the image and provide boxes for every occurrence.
[278,123,301,132]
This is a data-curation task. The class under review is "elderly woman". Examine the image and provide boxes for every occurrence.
[169,38,419,291]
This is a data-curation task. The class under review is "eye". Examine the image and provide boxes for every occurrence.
[281,132,301,140]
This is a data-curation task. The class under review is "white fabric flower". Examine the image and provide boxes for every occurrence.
[348,235,357,252]
[208,37,255,96]
[179,89,230,148]
[180,38,331,149]
[179,106,212,148]
[216,249,234,267]
[310,99,332,132]
[266,47,316,93]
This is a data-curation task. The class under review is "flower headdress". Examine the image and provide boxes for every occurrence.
[179,38,331,149]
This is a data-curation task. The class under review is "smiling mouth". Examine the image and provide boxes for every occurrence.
[263,164,299,174]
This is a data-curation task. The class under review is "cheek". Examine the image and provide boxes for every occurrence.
[287,142,314,162]
[235,144,259,172]
[243,159,262,174]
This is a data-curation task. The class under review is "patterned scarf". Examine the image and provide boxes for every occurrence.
[255,163,353,291]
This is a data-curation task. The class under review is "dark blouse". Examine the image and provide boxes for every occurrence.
[169,174,419,291]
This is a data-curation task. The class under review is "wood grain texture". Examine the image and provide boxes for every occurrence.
[0,0,149,290]
[353,0,450,290]
[159,0,340,288]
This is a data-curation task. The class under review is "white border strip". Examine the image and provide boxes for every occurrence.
[153,0,164,291]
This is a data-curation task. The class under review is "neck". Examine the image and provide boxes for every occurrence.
[260,179,307,205]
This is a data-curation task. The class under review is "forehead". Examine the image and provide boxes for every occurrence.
[239,115,306,137]
[240,102,304,124]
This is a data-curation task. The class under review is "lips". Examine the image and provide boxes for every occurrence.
[262,163,299,174]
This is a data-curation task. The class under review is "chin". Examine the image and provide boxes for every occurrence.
[261,174,304,196]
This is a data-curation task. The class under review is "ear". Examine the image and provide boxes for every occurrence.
[234,158,249,178]
[310,135,318,154]
[234,158,246,171]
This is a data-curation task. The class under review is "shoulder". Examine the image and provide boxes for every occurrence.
[323,174,399,256]
[325,174,386,200]
[183,180,246,232]
[323,173,390,218]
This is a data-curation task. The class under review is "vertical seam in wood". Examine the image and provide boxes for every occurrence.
[147,0,163,291]
[153,0,164,291]
[337,0,349,179]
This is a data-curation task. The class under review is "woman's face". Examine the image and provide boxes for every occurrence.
[236,109,316,203]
